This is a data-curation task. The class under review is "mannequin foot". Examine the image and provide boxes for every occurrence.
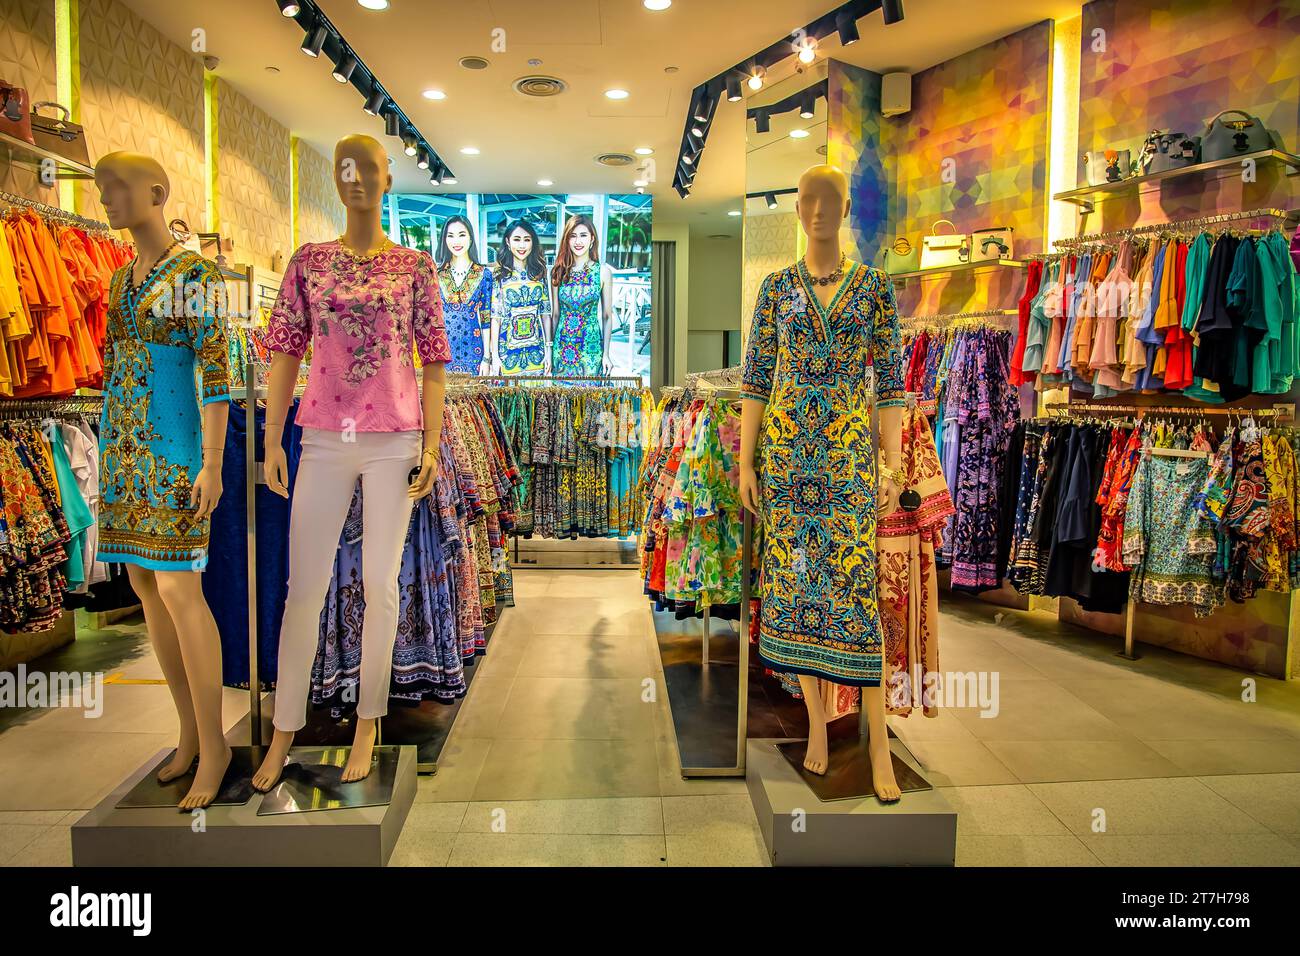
[157,735,199,783]
[869,737,901,803]
[803,719,829,775]
[342,719,378,783]
[178,743,232,810]
[252,730,295,792]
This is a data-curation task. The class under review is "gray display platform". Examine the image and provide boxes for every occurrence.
[747,738,957,866]
[71,745,417,867]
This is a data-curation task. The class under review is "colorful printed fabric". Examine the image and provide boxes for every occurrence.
[742,260,905,686]
[493,266,550,374]
[438,262,493,373]
[553,262,603,376]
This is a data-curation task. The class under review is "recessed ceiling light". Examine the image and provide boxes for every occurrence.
[358,0,389,10]
[635,147,654,156]
[633,179,648,187]
[644,0,672,9]
[728,210,742,217]
[604,88,630,100]
[537,179,553,187]
[529,58,543,67]
[664,66,679,74]
[422,89,446,100]
[442,176,458,185]
[790,128,810,139]
[264,65,281,74]
[460,146,480,155]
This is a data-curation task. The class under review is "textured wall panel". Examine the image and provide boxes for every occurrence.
[0,0,60,199]
[217,79,290,270]
[741,212,798,343]
[296,138,343,248]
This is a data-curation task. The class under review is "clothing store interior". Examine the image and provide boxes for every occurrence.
[0,0,1298,872]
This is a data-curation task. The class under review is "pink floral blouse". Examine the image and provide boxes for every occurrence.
[265,241,452,432]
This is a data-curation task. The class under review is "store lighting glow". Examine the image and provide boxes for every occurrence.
[300,22,328,58]
[635,147,654,155]
[747,71,764,92]
[402,134,418,156]
[358,0,390,10]
[797,38,817,64]
[605,88,630,100]
[421,89,447,100]
[643,0,672,9]
[332,52,357,84]
[363,88,385,115]
[790,128,810,139]
[690,125,705,138]
[442,176,458,185]
[277,0,301,17]
[460,146,480,155]
[417,148,430,170]
[692,95,714,125]
[537,179,553,186]
[633,178,648,187]
[728,210,742,216]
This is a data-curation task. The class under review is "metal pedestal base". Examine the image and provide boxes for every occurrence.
[257,746,401,816]
[776,735,933,802]
[116,747,258,809]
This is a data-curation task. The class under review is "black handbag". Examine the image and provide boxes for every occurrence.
[1138,130,1201,174]
[30,101,90,166]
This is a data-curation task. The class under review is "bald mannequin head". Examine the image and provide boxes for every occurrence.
[796,164,850,243]
[94,151,171,231]
[334,133,392,212]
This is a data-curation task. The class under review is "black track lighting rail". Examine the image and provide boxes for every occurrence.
[278,0,454,184]
[673,0,902,198]
[747,79,829,133]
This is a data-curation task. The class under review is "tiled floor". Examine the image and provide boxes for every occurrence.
[1,571,1299,866]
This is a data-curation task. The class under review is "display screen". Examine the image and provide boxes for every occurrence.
[383,193,652,382]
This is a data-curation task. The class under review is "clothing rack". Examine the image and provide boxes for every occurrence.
[0,395,105,417]
[0,189,117,234]
[447,373,642,386]
[1045,207,1297,253]
[1044,400,1295,421]
[685,365,744,389]
[901,310,1016,329]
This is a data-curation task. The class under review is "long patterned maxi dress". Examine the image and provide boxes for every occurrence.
[553,261,603,376]
[493,266,550,374]
[98,250,231,570]
[438,262,493,373]
[741,260,905,686]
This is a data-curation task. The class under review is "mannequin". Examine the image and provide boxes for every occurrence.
[251,134,450,790]
[738,164,904,802]
[491,218,552,375]
[92,151,233,810]
[435,215,493,375]
[550,214,615,376]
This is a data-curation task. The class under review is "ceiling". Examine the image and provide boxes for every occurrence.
[120,0,1083,235]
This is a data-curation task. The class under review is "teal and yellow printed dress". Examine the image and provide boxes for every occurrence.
[741,260,905,686]
[493,265,551,374]
[97,250,231,571]
[553,261,603,375]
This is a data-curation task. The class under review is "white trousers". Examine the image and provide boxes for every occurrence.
[273,428,421,732]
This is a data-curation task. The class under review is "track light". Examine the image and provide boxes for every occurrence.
[301,22,328,58]
[384,109,401,137]
[882,0,905,25]
[402,133,418,156]
[725,74,742,102]
[797,37,817,64]
[754,109,770,134]
[430,166,442,184]
[417,148,430,170]
[364,87,386,116]
[277,0,301,16]
[800,91,816,119]
[332,51,357,84]
[690,124,705,139]
[682,151,695,166]
[692,93,714,125]
[442,176,458,185]
[836,11,860,45]
[765,192,778,209]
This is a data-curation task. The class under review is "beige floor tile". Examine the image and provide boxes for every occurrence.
[445,676,513,738]
[493,677,657,740]
[459,797,663,835]
[1144,739,1300,776]
[522,599,650,636]
[1028,777,1270,836]
[0,824,46,865]
[472,738,660,801]
[403,801,468,832]
[662,794,759,834]
[939,639,1051,681]
[473,636,530,680]
[665,827,769,867]
[5,825,71,867]
[388,829,456,867]
[515,632,652,680]
[447,832,666,866]
[1197,773,1300,834]
[414,738,493,803]
[984,739,1187,783]
[0,810,70,826]
[652,733,748,795]
[886,709,979,742]
[956,834,1103,867]
[1057,679,1299,741]
[509,572,552,598]
[0,732,173,811]
[949,680,1129,742]
[902,739,1019,786]
[988,632,1146,682]
[1083,832,1300,867]
[544,571,646,599]
[935,785,1070,836]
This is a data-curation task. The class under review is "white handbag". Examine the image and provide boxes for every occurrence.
[971,227,1014,262]
[919,220,969,271]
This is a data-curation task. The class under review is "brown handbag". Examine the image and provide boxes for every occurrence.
[30,101,90,166]
[0,78,35,145]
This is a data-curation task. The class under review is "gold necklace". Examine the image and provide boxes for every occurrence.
[337,234,394,261]
[804,253,848,286]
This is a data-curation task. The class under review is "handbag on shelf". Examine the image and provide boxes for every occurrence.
[971,227,1014,262]
[919,220,969,271]
[1138,130,1201,174]
[1202,109,1277,162]
[0,78,35,145]
[1083,148,1129,185]
[30,101,90,166]
[881,236,918,275]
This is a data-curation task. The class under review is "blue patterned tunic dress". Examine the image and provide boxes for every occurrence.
[741,260,905,686]
[553,261,603,376]
[438,263,493,373]
[98,251,231,571]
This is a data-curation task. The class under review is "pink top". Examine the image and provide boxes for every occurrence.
[264,241,452,432]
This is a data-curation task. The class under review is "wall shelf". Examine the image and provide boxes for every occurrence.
[0,129,95,180]
[1054,148,1300,213]
[888,258,1025,284]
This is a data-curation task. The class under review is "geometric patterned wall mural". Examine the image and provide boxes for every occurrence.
[826,60,887,265]
[217,79,292,271]
[296,139,345,248]
[75,0,206,230]
[0,0,57,198]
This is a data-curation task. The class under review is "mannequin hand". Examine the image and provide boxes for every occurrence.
[601,355,613,376]
[739,464,762,516]
[478,358,491,376]
[408,447,439,499]
[265,444,290,499]
[191,463,223,518]
[879,476,901,518]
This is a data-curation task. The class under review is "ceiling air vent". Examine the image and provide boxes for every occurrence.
[513,75,567,97]
[595,152,636,168]
[459,56,490,70]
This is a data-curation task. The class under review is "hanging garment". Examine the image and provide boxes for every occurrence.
[492,265,550,374]
[552,262,604,376]
[438,261,493,374]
